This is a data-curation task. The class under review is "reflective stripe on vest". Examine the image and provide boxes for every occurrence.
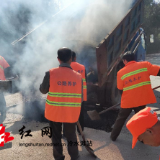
[48,92,81,98]
[123,81,151,91]
[121,68,148,80]
[82,78,86,82]
[45,67,82,123]
[83,86,87,89]
[0,57,3,70]
[46,99,81,107]
[0,65,3,70]
[82,78,87,89]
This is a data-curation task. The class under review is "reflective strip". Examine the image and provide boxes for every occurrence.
[123,81,151,91]
[48,92,81,98]
[83,86,87,89]
[83,78,86,83]
[83,78,87,89]
[0,65,3,70]
[46,99,81,107]
[121,68,148,80]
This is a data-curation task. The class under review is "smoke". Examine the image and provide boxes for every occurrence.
[0,0,134,115]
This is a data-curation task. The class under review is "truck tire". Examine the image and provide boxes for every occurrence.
[111,79,121,105]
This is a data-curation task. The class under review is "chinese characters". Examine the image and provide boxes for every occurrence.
[0,124,14,147]
[57,81,77,86]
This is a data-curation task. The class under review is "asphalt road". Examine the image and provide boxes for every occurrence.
[1,53,160,160]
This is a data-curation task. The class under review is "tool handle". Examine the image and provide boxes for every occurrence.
[152,85,160,90]
[77,122,97,158]
[77,121,86,141]
[99,103,120,115]
[98,85,160,115]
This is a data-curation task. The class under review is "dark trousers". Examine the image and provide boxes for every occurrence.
[49,121,79,160]
[0,92,6,124]
[77,101,85,133]
[111,105,146,140]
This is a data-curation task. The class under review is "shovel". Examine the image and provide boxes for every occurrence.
[87,85,160,121]
[87,103,120,121]
[77,121,97,158]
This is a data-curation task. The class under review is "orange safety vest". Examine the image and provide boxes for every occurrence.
[71,62,87,101]
[117,61,160,108]
[45,67,82,123]
[0,56,10,80]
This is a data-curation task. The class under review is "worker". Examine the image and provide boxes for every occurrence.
[110,51,160,141]
[126,107,160,148]
[0,56,10,80]
[70,51,87,133]
[39,48,82,160]
[0,55,10,124]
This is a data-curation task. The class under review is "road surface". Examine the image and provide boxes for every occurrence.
[1,53,160,160]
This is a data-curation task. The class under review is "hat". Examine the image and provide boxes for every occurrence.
[126,107,158,149]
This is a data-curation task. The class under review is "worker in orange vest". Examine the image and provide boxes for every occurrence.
[0,55,10,124]
[126,107,160,149]
[111,51,160,141]
[40,48,82,160]
[0,56,10,80]
[71,51,87,133]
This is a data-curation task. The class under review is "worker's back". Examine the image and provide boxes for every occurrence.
[71,62,85,75]
[45,67,82,123]
[71,61,87,101]
[117,61,160,108]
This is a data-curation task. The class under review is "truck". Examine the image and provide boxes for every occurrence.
[86,0,146,107]
[2,0,146,115]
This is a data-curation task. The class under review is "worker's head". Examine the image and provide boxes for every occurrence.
[122,51,135,65]
[126,107,160,148]
[72,51,76,62]
[57,47,72,64]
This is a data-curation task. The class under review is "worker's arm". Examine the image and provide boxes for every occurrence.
[39,71,50,94]
[146,61,160,76]
[117,71,123,95]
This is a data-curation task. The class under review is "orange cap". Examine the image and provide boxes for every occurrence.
[126,107,158,149]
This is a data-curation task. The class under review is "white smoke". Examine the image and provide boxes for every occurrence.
[1,0,134,97]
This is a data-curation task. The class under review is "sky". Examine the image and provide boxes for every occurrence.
[154,0,160,3]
